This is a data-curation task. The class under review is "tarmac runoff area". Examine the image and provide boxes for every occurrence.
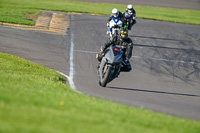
[0,11,71,35]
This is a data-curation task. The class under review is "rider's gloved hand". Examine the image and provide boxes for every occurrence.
[96,47,105,62]
[99,47,105,57]
[100,46,104,53]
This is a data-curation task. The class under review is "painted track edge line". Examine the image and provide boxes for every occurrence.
[57,71,81,93]
[55,15,81,93]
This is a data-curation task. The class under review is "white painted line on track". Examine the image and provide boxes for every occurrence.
[67,14,77,91]
[74,49,198,64]
[57,71,69,79]
[57,15,79,92]
[57,71,81,93]
[74,49,98,54]
[56,15,83,93]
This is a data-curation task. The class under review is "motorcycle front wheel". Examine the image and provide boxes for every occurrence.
[99,66,112,87]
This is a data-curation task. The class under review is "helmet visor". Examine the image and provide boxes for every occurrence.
[113,13,117,17]
[113,12,119,17]
[128,9,132,14]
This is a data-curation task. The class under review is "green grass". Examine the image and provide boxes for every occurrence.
[1,53,200,133]
[0,0,200,132]
[0,0,200,25]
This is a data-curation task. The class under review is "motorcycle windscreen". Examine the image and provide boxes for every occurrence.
[104,47,123,64]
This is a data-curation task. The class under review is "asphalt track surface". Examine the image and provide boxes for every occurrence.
[1,1,200,121]
[72,15,200,121]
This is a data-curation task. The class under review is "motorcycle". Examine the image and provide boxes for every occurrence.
[98,45,124,87]
[123,12,132,30]
[107,17,123,39]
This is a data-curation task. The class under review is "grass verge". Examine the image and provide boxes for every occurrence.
[0,0,200,25]
[1,53,200,133]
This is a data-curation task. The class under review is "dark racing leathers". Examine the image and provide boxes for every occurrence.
[123,8,136,30]
[99,36,133,72]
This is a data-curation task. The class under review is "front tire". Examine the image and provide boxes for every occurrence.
[99,66,112,87]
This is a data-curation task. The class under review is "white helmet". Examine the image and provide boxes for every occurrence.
[112,8,119,18]
[127,4,133,10]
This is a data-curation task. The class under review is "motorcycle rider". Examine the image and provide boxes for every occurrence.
[123,4,136,30]
[97,27,133,72]
[107,8,125,29]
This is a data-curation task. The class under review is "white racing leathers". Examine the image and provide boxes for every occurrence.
[107,17,123,39]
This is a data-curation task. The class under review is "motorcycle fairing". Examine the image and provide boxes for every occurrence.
[109,18,123,33]
[104,46,123,64]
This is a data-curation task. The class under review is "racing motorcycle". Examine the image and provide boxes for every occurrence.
[97,45,124,87]
[123,12,132,30]
[107,17,123,39]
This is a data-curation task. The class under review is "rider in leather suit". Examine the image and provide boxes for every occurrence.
[123,4,136,30]
[107,8,125,28]
[97,28,133,72]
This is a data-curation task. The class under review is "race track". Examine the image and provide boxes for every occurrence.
[0,1,200,121]
[71,14,200,120]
